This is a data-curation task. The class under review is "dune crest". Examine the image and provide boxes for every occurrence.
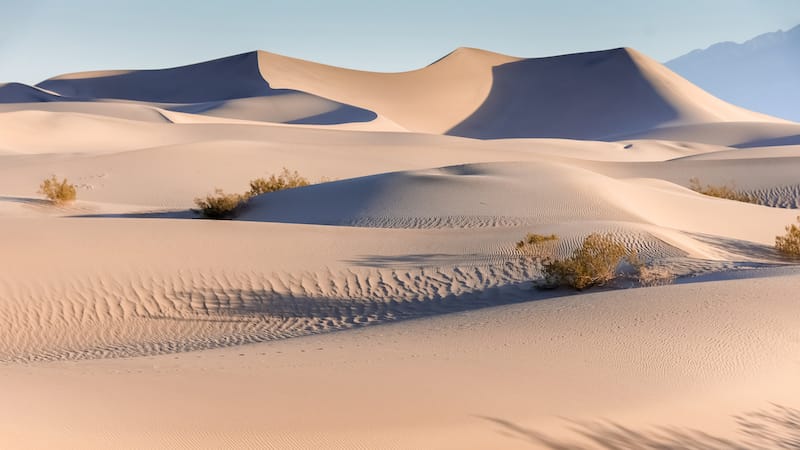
[0,46,792,141]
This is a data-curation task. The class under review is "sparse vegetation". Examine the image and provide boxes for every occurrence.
[194,189,247,219]
[775,216,800,258]
[38,175,77,205]
[515,233,559,259]
[516,233,558,248]
[194,168,311,219]
[247,168,310,197]
[541,233,629,290]
[688,177,758,204]
[626,252,676,287]
[516,232,675,290]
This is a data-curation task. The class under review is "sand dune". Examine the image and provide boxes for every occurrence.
[2,46,792,140]
[37,52,277,103]
[259,47,786,139]
[1,44,799,448]
[1,269,799,448]
[1,146,797,362]
[31,51,385,126]
[165,94,377,125]
[258,47,520,133]
[0,82,65,103]
[448,48,779,139]
[241,160,799,241]
[616,120,800,147]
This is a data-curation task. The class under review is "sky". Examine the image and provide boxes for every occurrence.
[1,0,798,84]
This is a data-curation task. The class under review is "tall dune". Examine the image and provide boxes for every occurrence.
[37,52,275,103]
[0,46,790,140]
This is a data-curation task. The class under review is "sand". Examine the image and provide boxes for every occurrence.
[0,46,799,449]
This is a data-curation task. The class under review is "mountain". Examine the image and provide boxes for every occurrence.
[667,24,800,122]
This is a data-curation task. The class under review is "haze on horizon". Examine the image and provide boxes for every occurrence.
[1,0,798,84]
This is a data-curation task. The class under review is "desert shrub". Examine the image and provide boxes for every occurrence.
[516,233,559,260]
[776,216,800,257]
[626,252,676,287]
[688,177,758,204]
[540,233,629,290]
[248,168,310,197]
[516,233,558,248]
[194,189,246,219]
[195,169,314,219]
[517,232,676,290]
[38,175,77,205]
[636,265,676,286]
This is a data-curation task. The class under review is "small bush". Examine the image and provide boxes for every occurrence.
[248,168,310,197]
[517,233,676,290]
[516,233,558,248]
[194,189,246,219]
[636,265,676,286]
[627,252,676,287]
[776,216,800,257]
[516,233,559,260]
[194,168,312,219]
[38,175,77,205]
[541,233,629,290]
[688,177,758,204]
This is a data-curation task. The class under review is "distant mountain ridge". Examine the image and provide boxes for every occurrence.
[667,24,800,122]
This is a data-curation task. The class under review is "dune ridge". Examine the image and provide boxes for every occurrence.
[0,46,793,141]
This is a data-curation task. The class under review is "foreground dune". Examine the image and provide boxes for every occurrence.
[1,270,799,448]
[1,45,799,448]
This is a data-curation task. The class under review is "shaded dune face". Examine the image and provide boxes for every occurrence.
[166,94,377,124]
[0,82,65,103]
[32,51,378,125]
[447,49,680,140]
[37,52,277,103]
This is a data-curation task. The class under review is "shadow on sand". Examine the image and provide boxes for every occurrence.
[685,232,790,262]
[0,195,52,206]
[139,279,577,324]
[71,210,197,219]
[447,48,679,140]
[478,404,800,449]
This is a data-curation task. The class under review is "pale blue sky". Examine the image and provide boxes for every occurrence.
[1,0,798,84]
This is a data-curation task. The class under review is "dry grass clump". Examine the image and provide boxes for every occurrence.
[38,175,77,205]
[248,168,310,197]
[516,233,559,259]
[517,232,675,290]
[626,252,676,287]
[775,216,800,258]
[636,265,677,286]
[516,233,558,248]
[193,189,247,219]
[195,168,311,219]
[688,177,758,204]
[541,233,629,290]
